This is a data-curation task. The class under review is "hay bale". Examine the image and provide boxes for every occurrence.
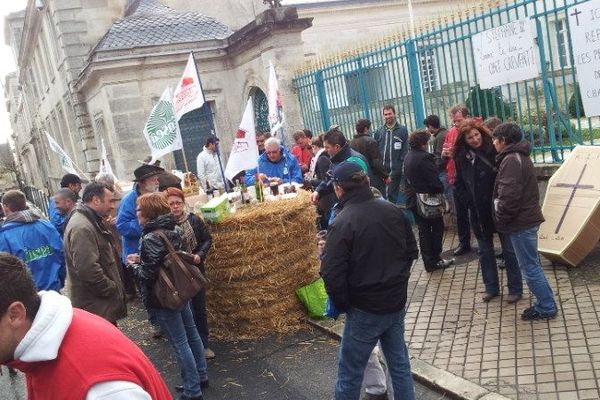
[205,191,319,340]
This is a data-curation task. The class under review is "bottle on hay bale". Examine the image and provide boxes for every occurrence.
[255,174,265,202]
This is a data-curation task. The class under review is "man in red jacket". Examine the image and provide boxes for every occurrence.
[0,253,173,400]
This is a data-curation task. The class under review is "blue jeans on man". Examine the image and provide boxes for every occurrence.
[336,308,414,400]
[477,233,522,296]
[509,226,557,316]
[154,302,208,398]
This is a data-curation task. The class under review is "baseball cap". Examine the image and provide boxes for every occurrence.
[332,161,365,184]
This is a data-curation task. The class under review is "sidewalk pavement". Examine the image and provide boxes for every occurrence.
[310,228,600,400]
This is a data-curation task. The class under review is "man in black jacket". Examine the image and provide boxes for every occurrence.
[310,126,367,216]
[321,161,417,400]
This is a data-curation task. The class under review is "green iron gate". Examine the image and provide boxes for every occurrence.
[293,0,599,163]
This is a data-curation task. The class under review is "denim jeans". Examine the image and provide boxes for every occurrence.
[336,308,414,400]
[508,226,557,314]
[477,233,522,296]
[154,302,208,398]
[438,172,453,211]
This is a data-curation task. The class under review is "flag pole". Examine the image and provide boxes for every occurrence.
[190,52,229,192]
[180,149,190,173]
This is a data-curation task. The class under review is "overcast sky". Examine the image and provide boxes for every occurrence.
[0,0,335,144]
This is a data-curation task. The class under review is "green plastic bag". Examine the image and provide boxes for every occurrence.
[295,277,328,319]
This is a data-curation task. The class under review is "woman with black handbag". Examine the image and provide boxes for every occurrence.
[127,192,208,400]
[454,119,522,304]
[404,129,454,272]
[164,187,215,360]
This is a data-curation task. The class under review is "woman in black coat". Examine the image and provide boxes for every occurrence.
[454,119,522,303]
[164,187,214,359]
[404,129,454,272]
[128,192,207,399]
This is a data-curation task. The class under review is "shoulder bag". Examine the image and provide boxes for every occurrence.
[153,230,207,310]
[415,193,446,219]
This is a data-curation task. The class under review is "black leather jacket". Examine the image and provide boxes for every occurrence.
[134,213,184,308]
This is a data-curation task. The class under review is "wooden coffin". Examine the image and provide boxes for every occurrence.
[539,146,600,267]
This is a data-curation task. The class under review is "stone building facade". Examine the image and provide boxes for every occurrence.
[5,0,516,190]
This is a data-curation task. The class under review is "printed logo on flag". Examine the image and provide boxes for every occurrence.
[146,100,179,150]
[235,128,247,139]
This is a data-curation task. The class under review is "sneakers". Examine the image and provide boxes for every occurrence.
[425,258,454,272]
[453,245,471,256]
[521,306,557,321]
[204,348,215,359]
[506,294,522,304]
[482,292,498,302]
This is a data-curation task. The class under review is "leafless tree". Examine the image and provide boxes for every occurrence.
[263,0,283,8]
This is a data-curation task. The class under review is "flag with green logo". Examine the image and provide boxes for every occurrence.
[45,131,79,176]
[143,86,183,164]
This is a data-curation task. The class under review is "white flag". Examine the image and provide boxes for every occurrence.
[268,61,285,144]
[143,86,183,164]
[225,98,259,181]
[99,138,116,178]
[173,53,205,121]
[45,131,79,176]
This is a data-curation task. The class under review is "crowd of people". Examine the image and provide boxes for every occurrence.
[315,104,558,399]
[0,161,213,399]
[0,102,558,400]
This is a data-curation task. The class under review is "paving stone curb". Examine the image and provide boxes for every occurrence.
[307,318,512,400]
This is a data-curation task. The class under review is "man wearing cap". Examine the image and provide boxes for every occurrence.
[48,173,82,237]
[116,164,163,269]
[321,161,418,400]
[197,136,224,191]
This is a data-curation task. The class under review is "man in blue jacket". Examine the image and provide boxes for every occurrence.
[116,164,163,265]
[0,190,65,291]
[373,105,409,204]
[48,173,82,237]
[245,137,303,186]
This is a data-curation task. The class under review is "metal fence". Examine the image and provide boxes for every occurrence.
[23,185,49,217]
[293,0,599,163]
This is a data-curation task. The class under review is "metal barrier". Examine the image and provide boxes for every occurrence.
[23,186,49,217]
[293,0,599,163]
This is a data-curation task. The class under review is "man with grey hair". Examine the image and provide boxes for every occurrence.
[244,137,303,186]
[53,188,78,224]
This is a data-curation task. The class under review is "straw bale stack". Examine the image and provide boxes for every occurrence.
[205,191,319,340]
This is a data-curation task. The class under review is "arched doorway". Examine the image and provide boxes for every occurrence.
[250,87,270,134]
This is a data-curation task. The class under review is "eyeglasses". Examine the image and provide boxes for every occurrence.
[169,201,184,207]
[266,150,279,155]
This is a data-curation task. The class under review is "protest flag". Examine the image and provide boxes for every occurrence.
[224,98,259,181]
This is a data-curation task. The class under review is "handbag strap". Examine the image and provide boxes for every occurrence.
[155,229,198,281]
[155,230,178,253]
[474,152,497,173]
